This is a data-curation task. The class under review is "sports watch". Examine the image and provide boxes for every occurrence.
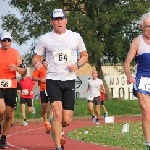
[77,61,81,67]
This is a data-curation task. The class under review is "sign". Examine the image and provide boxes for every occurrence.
[75,75,136,100]
[105,116,114,123]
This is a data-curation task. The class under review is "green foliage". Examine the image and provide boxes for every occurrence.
[2,0,150,66]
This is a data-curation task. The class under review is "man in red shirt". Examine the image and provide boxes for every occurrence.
[100,91,108,117]
[19,71,36,126]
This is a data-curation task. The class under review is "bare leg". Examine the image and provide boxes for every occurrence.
[21,104,26,120]
[88,101,95,116]
[51,101,63,148]
[3,106,14,135]
[95,105,100,119]
[41,103,48,122]
[102,105,107,113]
[138,92,150,143]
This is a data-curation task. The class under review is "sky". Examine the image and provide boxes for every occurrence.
[0,0,33,55]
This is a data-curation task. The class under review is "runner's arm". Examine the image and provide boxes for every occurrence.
[100,84,105,93]
[17,51,26,74]
[78,50,88,66]
[124,37,139,78]
[83,84,90,93]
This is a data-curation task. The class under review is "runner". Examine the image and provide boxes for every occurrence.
[32,60,51,133]
[124,13,150,150]
[19,71,36,126]
[32,9,88,150]
[100,90,108,118]
[84,70,105,124]
[0,31,26,148]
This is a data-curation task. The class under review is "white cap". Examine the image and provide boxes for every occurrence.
[51,9,66,19]
[1,32,12,40]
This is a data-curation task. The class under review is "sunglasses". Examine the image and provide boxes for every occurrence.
[1,38,11,42]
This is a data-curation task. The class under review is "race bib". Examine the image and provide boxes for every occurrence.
[53,49,71,64]
[88,95,93,101]
[138,77,150,92]
[45,90,48,96]
[22,89,29,95]
[0,79,12,88]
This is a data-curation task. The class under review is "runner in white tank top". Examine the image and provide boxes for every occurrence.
[83,70,105,124]
[32,9,88,150]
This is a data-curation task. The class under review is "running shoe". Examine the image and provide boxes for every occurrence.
[60,135,66,150]
[0,138,8,149]
[32,106,36,116]
[22,121,28,126]
[91,116,96,123]
[95,119,100,124]
[45,121,51,134]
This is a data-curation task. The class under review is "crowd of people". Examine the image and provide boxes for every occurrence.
[0,8,150,150]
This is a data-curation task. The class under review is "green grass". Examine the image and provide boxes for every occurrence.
[68,122,145,150]
[14,98,141,119]
[74,98,141,117]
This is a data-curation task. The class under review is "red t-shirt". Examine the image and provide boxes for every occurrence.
[100,92,105,101]
[19,77,35,99]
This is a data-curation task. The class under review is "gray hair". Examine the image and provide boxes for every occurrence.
[140,13,150,25]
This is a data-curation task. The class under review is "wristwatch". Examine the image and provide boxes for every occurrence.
[77,62,81,67]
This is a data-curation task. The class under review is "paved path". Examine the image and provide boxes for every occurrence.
[6,115,141,150]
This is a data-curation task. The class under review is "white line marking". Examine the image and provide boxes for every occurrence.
[7,126,44,150]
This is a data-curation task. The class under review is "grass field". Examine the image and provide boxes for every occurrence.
[67,122,145,150]
[14,98,141,119]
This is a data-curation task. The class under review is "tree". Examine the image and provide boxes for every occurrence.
[2,0,150,99]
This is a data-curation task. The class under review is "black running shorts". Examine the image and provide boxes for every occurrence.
[40,91,49,103]
[0,88,17,108]
[46,79,75,111]
[20,98,33,107]
[88,96,101,105]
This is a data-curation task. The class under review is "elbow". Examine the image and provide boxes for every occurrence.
[84,54,88,63]
[86,54,88,62]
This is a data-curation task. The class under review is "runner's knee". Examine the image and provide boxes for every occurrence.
[54,111,62,122]
[143,110,150,121]
[0,100,6,113]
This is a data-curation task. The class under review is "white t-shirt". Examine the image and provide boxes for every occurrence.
[88,78,103,97]
[35,30,86,80]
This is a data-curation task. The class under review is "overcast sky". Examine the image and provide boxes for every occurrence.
[0,0,33,55]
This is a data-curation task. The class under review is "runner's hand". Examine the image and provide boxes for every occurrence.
[29,90,34,95]
[127,76,136,84]
[40,78,46,82]
[68,63,78,72]
[42,60,48,69]
[8,64,18,71]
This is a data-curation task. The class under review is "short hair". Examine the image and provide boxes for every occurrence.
[92,69,98,74]
[140,13,150,25]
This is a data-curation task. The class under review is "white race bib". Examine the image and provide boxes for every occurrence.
[138,77,150,92]
[22,89,29,95]
[53,49,71,64]
[88,95,93,101]
[0,79,12,88]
